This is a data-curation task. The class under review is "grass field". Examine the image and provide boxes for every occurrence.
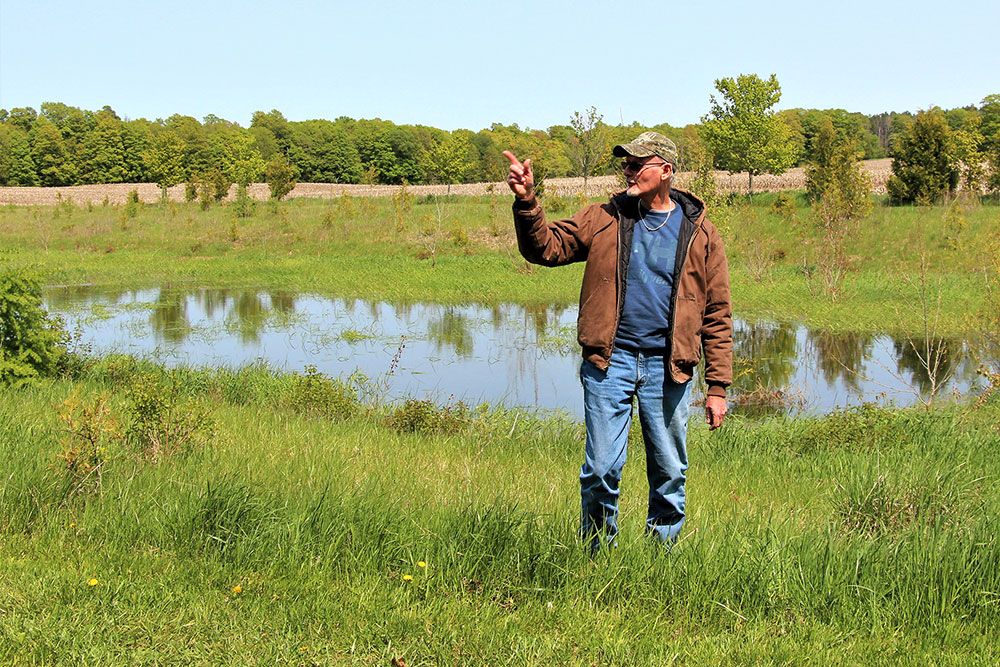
[1,359,997,665]
[1,191,998,663]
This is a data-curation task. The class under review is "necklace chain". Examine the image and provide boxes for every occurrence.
[638,204,675,232]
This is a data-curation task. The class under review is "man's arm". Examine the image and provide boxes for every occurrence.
[701,222,733,429]
[504,150,591,267]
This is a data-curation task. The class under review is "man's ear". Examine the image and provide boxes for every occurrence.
[661,164,673,182]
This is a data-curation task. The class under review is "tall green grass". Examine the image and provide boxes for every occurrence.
[1,360,996,664]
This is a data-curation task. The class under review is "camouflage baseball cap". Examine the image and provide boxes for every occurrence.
[613,131,678,165]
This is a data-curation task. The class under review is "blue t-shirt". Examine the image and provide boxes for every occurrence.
[615,204,682,350]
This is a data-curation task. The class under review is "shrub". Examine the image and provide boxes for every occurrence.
[769,192,797,221]
[543,192,570,215]
[56,391,119,498]
[793,404,906,454]
[265,155,297,201]
[887,109,959,205]
[124,373,214,461]
[124,189,141,219]
[209,168,232,202]
[0,267,67,385]
[285,365,359,421]
[232,183,254,219]
[387,398,475,435]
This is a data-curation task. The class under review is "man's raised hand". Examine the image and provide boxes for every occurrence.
[503,150,534,201]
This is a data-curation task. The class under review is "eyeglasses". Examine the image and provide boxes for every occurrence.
[621,159,668,173]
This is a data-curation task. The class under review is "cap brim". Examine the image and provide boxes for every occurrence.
[613,143,657,158]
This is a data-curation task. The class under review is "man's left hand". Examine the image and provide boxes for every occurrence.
[705,395,728,430]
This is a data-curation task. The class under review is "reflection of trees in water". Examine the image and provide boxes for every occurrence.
[809,329,872,390]
[268,291,296,314]
[732,321,797,392]
[490,304,504,331]
[45,285,133,309]
[230,292,267,343]
[150,289,191,343]
[427,308,473,358]
[390,301,414,322]
[524,303,550,340]
[892,336,961,396]
[197,289,232,319]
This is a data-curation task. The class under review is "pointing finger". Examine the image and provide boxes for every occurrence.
[502,150,521,167]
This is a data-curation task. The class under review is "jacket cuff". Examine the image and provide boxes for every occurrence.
[706,383,728,399]
[512,196,539,211]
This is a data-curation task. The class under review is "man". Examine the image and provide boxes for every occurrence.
[503,131,732,549]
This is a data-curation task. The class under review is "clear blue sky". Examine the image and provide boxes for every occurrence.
[1,0,997,131]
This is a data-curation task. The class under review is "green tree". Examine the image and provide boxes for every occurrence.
[78,110,127,184]
[952,116,986,194]
[265,155,298,200]
[143,130,187,195]
[121,120,153,182]
[0,124,38,185]
[805,117,871,208]
[250,109,293,154]
[421,133,477,193]
[979,94,1000,151]
[679,126,717,205]
[6,107,37,133]
[29,117,77,185]
[887,108,959,205]
[0,267,67,385]
[702,74,796,196]
[164,114,209,178]
[566,106,610,187]
[701,73,797,197]
[287,121,362,183]
[213,130,266,186]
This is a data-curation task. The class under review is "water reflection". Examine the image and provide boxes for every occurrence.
[732,321,797,391]
[45,286,993,419]
[892,336,963,396]
[150,289,190,344]
[427,308,474,358]
[810,329,872,390]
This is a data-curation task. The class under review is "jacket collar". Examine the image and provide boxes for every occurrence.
[611,188,706,227]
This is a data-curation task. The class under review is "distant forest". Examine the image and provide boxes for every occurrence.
[0,98,997,188]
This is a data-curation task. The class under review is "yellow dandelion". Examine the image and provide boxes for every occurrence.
[231,584,243,595]
[69,522,77,529]
[402,574,413,582]
[87,578,98,587]
[417,561,427,569]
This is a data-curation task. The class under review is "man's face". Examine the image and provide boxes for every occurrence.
[622,156,671,197]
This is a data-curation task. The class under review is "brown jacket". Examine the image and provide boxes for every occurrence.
[513,188,733,398]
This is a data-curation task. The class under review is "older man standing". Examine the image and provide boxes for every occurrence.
[503,132,732,549]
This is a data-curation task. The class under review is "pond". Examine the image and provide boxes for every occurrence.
[45,286,994,420]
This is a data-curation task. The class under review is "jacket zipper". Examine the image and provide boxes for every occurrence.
[666,219,702,374]
[608,199,624,364]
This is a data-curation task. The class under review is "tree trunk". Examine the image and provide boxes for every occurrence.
[748,172,754,201]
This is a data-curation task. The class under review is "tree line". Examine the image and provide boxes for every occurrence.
[0,86,997,204]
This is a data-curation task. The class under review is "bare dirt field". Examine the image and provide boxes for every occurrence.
[0,159,893,206]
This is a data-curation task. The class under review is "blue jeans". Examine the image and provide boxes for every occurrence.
[580,347,692,548]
